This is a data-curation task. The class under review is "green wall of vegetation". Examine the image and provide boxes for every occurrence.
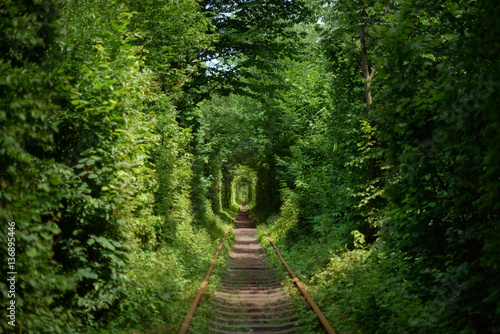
[1,0,498,333]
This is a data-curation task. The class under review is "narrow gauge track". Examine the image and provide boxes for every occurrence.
[209,207,298,333]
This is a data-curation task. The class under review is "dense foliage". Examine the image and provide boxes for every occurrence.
[1,0,498,333]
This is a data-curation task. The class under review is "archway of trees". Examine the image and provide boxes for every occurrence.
[1,0,499,333]
[229,165,258,209]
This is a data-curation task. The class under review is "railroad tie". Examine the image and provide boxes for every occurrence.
[209,209,299,333]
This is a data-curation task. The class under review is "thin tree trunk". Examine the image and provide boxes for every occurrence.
[358,1,378,242]
[358,1,374,108]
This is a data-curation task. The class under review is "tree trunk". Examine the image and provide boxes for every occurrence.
[358,1,378,242]
[358,1,374,107]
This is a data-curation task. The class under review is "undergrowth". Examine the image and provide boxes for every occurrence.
[254,205,376,334]
[96,208,235,334]
[253,191,469,334]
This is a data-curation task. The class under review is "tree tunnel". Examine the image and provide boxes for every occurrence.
[228,165,258,209]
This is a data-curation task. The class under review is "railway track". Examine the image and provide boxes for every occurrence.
[179,204,336,334]
[209,208,298,333]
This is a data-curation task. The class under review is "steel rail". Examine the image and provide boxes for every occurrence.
[178,208,239,334]
[248,209,337,334]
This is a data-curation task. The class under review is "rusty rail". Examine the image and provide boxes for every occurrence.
[178,208,239,334]
[248,209,337,334]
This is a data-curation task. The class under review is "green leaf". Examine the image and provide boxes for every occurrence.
[76,268,98,280]
[95,236,115,250]
[26,247,39,257]
[160,293,171,301]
